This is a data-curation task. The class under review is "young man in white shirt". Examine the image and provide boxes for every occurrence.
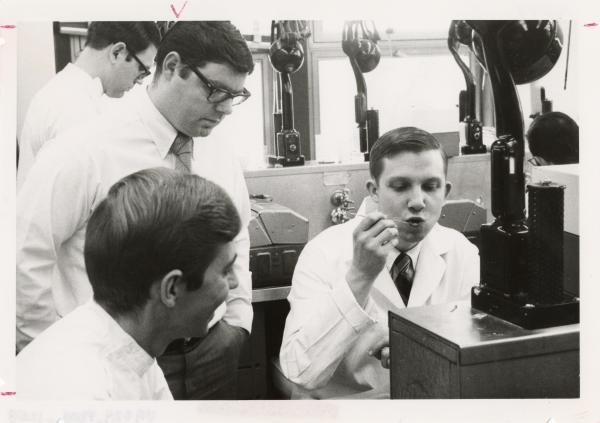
[17,21,160,189]
[279,127,480,398]
[17,168,241,400]
[17,21,255,399]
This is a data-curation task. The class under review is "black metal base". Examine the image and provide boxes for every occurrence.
[471,285,579,329]
[461,144,487,154]
[268,155,305,167]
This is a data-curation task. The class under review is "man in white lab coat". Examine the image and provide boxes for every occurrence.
[279,127,480,398]
[17,21,160,188]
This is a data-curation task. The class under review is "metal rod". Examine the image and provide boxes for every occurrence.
[564,20,572,90]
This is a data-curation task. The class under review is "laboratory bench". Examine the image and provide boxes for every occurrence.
[238,291,580,400]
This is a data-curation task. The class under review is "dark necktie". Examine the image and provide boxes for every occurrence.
[390,252,415,306]
[170,132,194,174]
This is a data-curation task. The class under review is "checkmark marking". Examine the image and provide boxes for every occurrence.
[170,1,188,19]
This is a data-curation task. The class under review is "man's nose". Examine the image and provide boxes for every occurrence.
[215,98,234,115]
[407,188,426,211]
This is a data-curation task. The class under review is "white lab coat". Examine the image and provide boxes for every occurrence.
[279,210,480,398]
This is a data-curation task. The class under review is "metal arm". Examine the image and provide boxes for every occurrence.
[342,21,381,161]
[448,20,486,154]
[268,21,311,167]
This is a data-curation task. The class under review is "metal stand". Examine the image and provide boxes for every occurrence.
[471,286,579,329]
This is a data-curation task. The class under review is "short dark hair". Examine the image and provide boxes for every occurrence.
[84,167,241,316]
[154,21,254,78]
[369,127,448,182]
[527,111,579,165]
[85,21,161,54]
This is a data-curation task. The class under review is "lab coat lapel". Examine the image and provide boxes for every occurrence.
[372,267,407,310]
[407,225,448,307]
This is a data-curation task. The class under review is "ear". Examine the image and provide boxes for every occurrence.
[158,269,184,308]
[444,181,452,199]
[366,179,379,203]
[108,42,127,63]
[161,51,182,80]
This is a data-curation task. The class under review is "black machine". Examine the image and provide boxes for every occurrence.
[268,21,310,167]
[448,21,486,155]
[342,21,381,161]
[458,20,579,329]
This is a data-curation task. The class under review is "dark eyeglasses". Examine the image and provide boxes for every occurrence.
[184,63,251,106]
[127,48,152,81]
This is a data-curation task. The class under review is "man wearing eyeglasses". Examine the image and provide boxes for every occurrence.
[17,21,255,400]
[17,21,160,189]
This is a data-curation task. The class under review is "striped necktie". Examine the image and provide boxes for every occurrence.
[390,252,415,306]
[170,132,194,174]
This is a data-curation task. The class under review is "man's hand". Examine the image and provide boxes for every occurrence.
[368,336,391,369]
[346,212,398,306]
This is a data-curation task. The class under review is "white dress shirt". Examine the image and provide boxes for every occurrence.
[16,87,252,351]
[17,63,105,190]
[17,300,173,400]
[279,204,479,398]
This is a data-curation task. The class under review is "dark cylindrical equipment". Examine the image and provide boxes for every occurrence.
[527,182,565,304]
[281,73,294,131]
[366,109,379,152]
[489,135,526,222]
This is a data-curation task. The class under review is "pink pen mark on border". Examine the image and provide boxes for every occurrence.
[0,25,17,29]
[1,391,16,396]
[584,22,598,27]
[170,1,188,19]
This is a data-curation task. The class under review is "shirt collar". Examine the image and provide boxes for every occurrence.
[386,241,423,271]
[64,63,104,99]
[132,86,179,159]
[88,300,156,378]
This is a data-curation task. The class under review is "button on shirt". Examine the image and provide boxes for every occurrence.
[17,63,105,190]
[16,87,252,351]
[17,300,173,400]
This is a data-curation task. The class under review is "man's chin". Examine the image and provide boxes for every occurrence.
[398,230,429,249]
[107,90,125,99]
[192,126,215,138]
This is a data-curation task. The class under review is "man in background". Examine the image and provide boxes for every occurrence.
[526,111,579,166]
[17,21,160,188]
[17,21,254,399]
[280,127,480,398]
[18,168,241,400]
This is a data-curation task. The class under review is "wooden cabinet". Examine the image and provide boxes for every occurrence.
[389,301,579,399]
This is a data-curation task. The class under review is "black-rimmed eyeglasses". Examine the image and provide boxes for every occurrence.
[185,63,251,106]
[127,48,152,81]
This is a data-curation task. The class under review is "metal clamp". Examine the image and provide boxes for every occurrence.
[330,188,356,224]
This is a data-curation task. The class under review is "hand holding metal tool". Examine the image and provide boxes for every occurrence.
[346,212,398,305]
